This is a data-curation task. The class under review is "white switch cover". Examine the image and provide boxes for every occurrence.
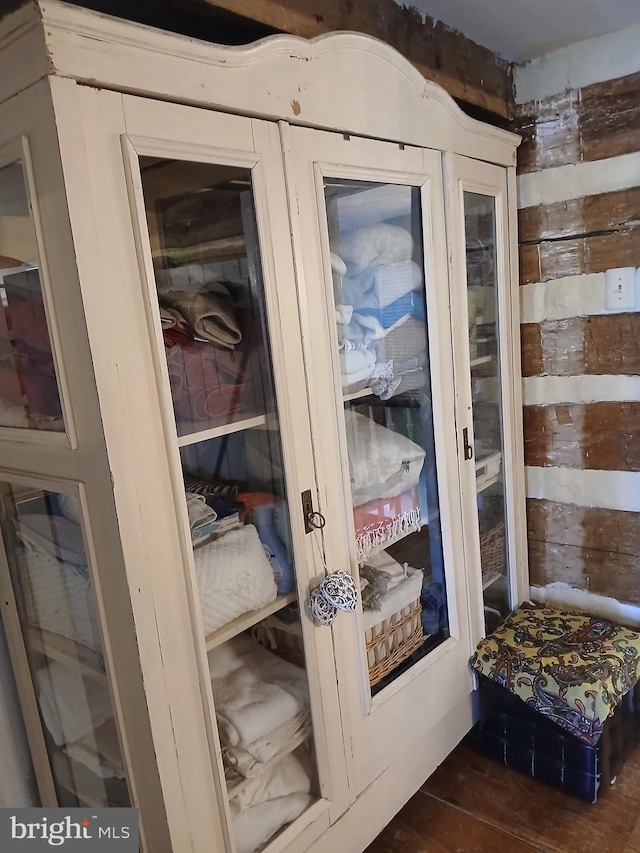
[604,267,636,311]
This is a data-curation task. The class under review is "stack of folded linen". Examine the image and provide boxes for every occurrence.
[209,634,313,853]
[332,224,429,398]
[229,747,313,853]
[160,285,267,429]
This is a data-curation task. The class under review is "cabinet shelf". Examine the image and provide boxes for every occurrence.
[177,413,269,447]
[470,355,493,368]
[343,387,373,403]
[483,570,504,591]
[205,592,297,651]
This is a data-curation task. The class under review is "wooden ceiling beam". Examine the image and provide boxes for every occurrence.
[190,0,514,118]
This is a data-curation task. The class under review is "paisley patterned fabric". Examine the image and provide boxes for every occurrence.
[471,603,640,745]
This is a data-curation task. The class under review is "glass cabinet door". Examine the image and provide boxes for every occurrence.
[464,192,510,633]
[287,126,474,796]
[325,179,451,692]
[0,482,130,808]
[0,152,64,432]
[448,153,525,642]
[128,143,337,852]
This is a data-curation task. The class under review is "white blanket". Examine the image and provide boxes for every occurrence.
[233,793,312,853]
[226,709,312,781]
[230,744,312,809]
[209,634,308,748]
[231,747,313,853]
[339,224,413,276]
[195,525,277,635]
[36,662,113,747]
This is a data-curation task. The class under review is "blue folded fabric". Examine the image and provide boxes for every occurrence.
[355,290,426,331]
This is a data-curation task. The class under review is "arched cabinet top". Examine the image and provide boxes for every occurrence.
[2,0,520,165]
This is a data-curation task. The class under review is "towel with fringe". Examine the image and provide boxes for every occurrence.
[353,490,422,565]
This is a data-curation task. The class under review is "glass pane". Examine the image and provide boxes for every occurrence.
[0,160,64,431]
[324,179,450,695]
[0,484,130,807]
[464,192,509,633]
[139,158,318,852]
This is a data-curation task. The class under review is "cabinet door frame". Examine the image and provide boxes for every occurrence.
[51,79,351,852]
[283,124,476,796]
[445,153,528,646]
[0,78,173,850]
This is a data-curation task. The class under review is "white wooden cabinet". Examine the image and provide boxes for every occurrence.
[0,3,526,852]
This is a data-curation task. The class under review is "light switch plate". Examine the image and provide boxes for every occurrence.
[604,267,636,311]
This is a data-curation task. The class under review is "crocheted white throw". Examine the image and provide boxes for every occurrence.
[195,524,277,635]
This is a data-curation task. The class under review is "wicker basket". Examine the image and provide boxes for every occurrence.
[259,581,425,687]
[365,597,424,686]
[480,522,506,586]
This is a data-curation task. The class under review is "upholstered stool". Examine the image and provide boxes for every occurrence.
[470,603,640,803]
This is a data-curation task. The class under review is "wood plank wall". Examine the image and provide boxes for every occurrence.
[514,45,640,607]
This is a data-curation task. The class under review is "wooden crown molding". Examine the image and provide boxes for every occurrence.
[190,0,514,119]
[0,1,519,165]
[0,0,513,119]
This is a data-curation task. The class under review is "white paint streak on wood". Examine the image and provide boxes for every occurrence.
[526,466,640,512]
[517,151,640,209]
[514,23,640,103]
[523,375,640,405]
[520,272,640,323]
[530,583,640,627]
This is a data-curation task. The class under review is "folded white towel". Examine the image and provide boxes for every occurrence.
[339,224,413,276]
[340,345,376,389]
[334,304,353,325]
[230,744,313,809]
[209,634,309,749]
[36,662,113,747]
[226,708,312,781]
[195,525,277,635]
[186,492,217,528]
[232,793,312,853]
[231,745,313,853]
[339,345,375,378]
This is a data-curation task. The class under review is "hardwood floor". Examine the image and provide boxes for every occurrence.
[366,737,640,853]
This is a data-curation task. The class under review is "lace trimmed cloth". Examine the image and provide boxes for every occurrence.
[470,602,640,745]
